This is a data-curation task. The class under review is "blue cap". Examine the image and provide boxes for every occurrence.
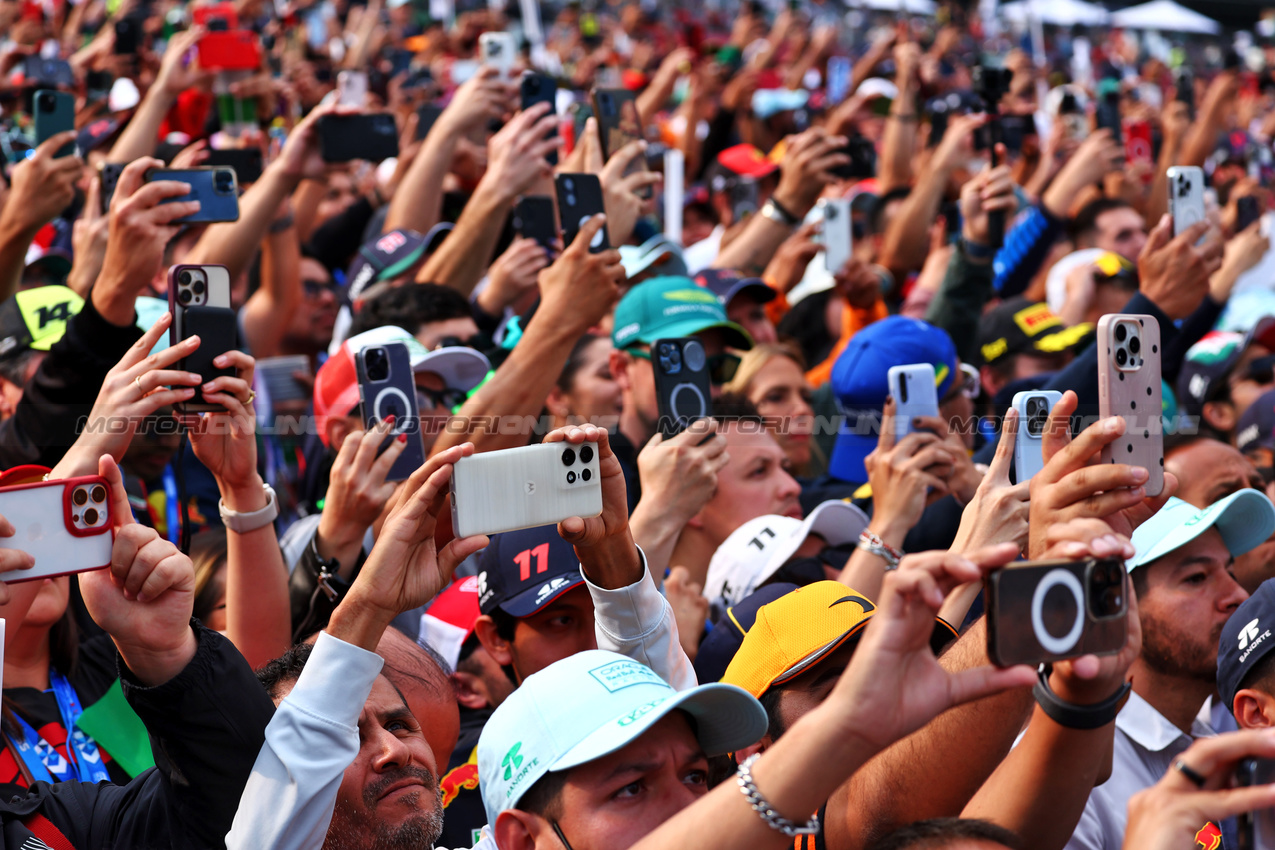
[475,525,584,618]
[1219,580,1275,711]
[1127,492,1275,573]
[693,583,799,685]
[1236,388,1275,458]
[827,317,958,483]
[477,650,767,825]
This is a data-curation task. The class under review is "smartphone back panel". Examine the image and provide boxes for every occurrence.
[318,114,400,163]
[147,167,240,223]
[1012,390,1062,484]
[0,476,114,583]
[1167,165,1206,238]
[520,74,558,165]
[33,90,75,157]
[203,148,263,183]
[1097,314,1164,497]
[652,337,712,438]
[821,198,852,273]
[197,30,261,71]
[355,342,426,481]
[554,173,609,252]
[450,442,602,538]
[513,195,559,253]
[176,305,237,412]
[888,364,939,439]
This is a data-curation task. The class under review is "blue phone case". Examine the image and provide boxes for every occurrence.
[146,167,240,223]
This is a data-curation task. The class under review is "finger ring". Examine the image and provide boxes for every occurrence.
[134,375,144,392]
[1173,758,1207,788]
[244,389,256,405]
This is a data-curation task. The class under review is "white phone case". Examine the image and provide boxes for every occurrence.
[888,364,939,439]
[451,442,602,538]
[1012,390,1062,484]
[1167,166,1205,238]
[479,32,516,82]
[820,198,853,273]
[337,70,368,107]
[170,263,232,345]
[0,477,114,583]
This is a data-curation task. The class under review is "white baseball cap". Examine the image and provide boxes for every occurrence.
[346,326,490,392]
[1127,491,1275,572]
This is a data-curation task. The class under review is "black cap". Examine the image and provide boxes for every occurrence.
[978,298,1093,367]
[693,583,799,685]
[475,525,584,618]
[1219,580,1275,712]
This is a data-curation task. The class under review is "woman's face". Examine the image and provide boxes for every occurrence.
[747,356,815,470]
[565,338,622,428]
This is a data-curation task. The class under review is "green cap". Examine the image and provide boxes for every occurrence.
[612,276,752,351]
[0,286,84,360]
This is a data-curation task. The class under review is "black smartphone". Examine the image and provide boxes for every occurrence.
[520,73,559,165]
[145,167,240,223]
[355,342,426,482]
[1096,89,1122,145]
[554,173,609,252]
[592,87,647,196]
[513,195,559,253]
[317,113,400,163]
[1238,195,1263,232]
[173,306,237,413]
[114,17,142,54]
[23,57,74,89]
[927,99,949,148]
[1175,68,1195,117]
[830,135,877,180]
[999,114,1035,154]
[203,148,263,183]
[99,163,125,214]
[415,104,444,141]
[86,69,113,102]
[652,337,712,438]
[985,557,1128,668]
[941,200,961,243]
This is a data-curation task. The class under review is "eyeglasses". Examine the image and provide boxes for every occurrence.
[416,386,468,412]
[302,279,335,299]
[941,362,981,404]
[628,346,742,385]
[432,335,486,351]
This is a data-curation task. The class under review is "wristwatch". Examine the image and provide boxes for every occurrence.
[760,198,801,227]
[218,483,279,533]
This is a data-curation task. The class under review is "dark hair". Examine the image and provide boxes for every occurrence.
[557,333,603,393]
[349,282,472,338]
[517,769,569,819]
[1069,197,1135,245]
[867,818,1024,850]
[868,188,912,238]
[257,642,315,700]
[0,350,40,388]
[489,607,519,641]
[712,394,764,425]
[758,687,788,742]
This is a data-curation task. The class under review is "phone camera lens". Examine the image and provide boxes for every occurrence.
[566,470,577,484]
[561,447,576,466]
[178,289,192,304]
[1115,348,1128,367]
[563,178,574,191]
[214,171,234,193]
[83,508,98,526]
[39,93,54,111]
[579,445,594,464]
[72,488,87,506]
[1129,336,1141,354]
[177,271,193,286]
[1114,324,1127,342]
[192,280,206,295]
[365,348,389,382]
[567,193,577,206]
[581,468,591,481]
[682,340,706,372]
[91,485,105,502]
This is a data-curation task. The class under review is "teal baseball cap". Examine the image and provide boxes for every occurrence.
[476,649,767,825]
[1127,491,1275,572]
[612,276,752,351]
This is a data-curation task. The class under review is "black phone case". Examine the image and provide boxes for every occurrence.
[355,344,426,481]
[99,163,125,213]
[520,74,558,165]
[651,338,712,438]
[1238,196,1262,232]
[318,114,400,163]
[554,173,609,253]
[147,167,240,223]
[175,305,237,413]
[203,148,263,183]
[513,196,558,253]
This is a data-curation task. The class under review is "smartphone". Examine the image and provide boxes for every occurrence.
[99,162,126,214]
[257,355,312,407]
[1097,314,1164,497]
[23,57,74,89]
[355,342,426,482]
[450,441,603,538]
[827,56,852,105]
[86,69,113,103]
[479,32,516,82]
[887,364,940,439]
[172,305,237,413]
[1096,89,1122,145]
[317,114,400,163]
[1167,166,1206,239]
[1012,390,1062,484]
[998,114,1035,154]
[33,90,75,158]
[145,167,240,223]
[1238,196,1263,232]
[554,173,609,253]
[1125,120,1153,169]
[0,477,114,583]
[820,198,852,273]
[168,264,232,312]
[985,557,1128,667]
[197,30,262,72]
[1058,92,1088,142]
[664,147,684,245]
[203,148,263,184]
[593,88,649,191]
[730,177,759,220]
[830,135,877,180]
[513,195,558,254]
[415,104,444,141]
[1174,68,1195,118]
[651,337,712,438]
[113,16,142,54]
[1237,757,1275,850]
[337,70,368,108]
[520,73,559,165]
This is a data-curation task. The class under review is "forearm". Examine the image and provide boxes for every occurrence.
[713,215,794,276]
[836,514,908,601]
[383,133,458,235]
[879,104,917,193]
[107,87,176,164]
[629,503,691,581]
[242,222,302,359]
[0,215,38,304]
[879,165,949,278]
[293,179,327,244]
[414,181,508,295]
[116,626,200,688]
[926,243,993,365]
[962,705,1113,850]
[220,477,292,669]
[187,166,301,280]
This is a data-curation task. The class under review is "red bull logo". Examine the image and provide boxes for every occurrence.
[1194,821,1221,850]
[440,761,479,808]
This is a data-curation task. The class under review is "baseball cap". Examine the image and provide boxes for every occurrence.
[77,118,120,155]
[752,88,810,120]
[828,316,957,484]
[1219,580,1275,710]
[1178,319,1275,417]
[978,298,1092,367]
[1236,389,1275,458]
[694,583,799,685]
[22,248,73,286]
[619,233,688,280]
[418,576,482,671]
[612,276,752,351]
[722,580,957,698]
[1127,492,1275,573]
[694,268,776,308]
[312,325,491,446]
[477,649,767,824]
[704,500,869,611]
[715,144,778,180]
[475,525,584,618]
[0,286,83,361]
[346,224,453,300]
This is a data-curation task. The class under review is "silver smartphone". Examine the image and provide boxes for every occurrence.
[1012,390,1061,484]
[1167,165,1206,239]
[820,198,853,273]
[451,442,602,538]
[888,363,940,439]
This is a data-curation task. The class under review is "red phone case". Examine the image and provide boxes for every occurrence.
[1125,121,1153,181]
[197,31,261,72]
[0,476,114,582]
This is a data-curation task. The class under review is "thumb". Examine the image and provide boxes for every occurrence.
[1143,214,1172,258]
[99,454,135,529]
[987,407,1017,483]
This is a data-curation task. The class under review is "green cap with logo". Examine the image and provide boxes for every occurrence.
[476,649,767,826]
[612,276,752,351]
[0,286,84,360]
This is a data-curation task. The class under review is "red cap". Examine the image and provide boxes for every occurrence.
[717,144,778,179]
[313,344,360,447]
[419,576,482,670]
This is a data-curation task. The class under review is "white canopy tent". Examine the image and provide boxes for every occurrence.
[851,0,939,15]
[999,0,1111,27]
[1110,0,1220,33]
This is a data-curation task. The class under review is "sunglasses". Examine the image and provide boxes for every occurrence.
[302,278,336,298]
[416,386,468,412]
[940,362,981,404]
[629,346,741,385]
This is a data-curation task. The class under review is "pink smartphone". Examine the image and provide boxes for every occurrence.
[1097,314,1164,497]
[0,476,114,583]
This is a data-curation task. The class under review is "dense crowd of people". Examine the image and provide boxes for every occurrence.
[5,0,1275,847]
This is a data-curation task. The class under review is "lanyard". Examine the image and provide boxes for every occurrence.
[162,464,180,546]
[10,672,110,785]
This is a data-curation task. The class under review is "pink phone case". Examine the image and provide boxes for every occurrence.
[1097,314,1164,496]
[0,476,114,582]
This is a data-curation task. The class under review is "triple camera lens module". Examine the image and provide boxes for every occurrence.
[1110,320,1142,371]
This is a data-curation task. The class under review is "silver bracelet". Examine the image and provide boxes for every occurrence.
[735,753,820,837]
[857,529,903,571]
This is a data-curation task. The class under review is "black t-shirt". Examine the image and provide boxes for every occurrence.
[437,706,493,849]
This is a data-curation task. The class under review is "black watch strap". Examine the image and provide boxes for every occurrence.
[1032,665,1131,730]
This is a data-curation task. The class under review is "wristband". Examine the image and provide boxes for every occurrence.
[1032,665,1131,730]
[962,238,995,261]
[761,197,801,227]
[736,754,820,837]
[269,213,295,234]
[218,483,279,533]
[857,529,903,570]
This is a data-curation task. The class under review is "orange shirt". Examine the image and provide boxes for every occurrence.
[806,298,889,388]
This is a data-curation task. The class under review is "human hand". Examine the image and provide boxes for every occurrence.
[545,424,632,547]
[932,112,988,175]
[951,408,1030,555]
[316,420,409,559]
[636,419,729,527]
[600,140,660,247]
[1042,129,1124,217]
[99,157,200,301]
[482,102,559,202]
[169,139,211,170]
[771,128,849,219]
[68,175,111,295]
[1138,213,1224,320]
[535,214,624,336]
[276,100,348,182]
[479,237,550,316]
[158,27,212,97]
[182,350,260,499]
[762,221,820,293]
[960,159,1015,248]
[864,399,954,546]
[0,131,80,235]
[435,65,516,140]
